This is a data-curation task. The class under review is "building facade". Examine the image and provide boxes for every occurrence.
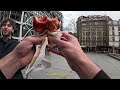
[0,11,63,41]
[77,15,112,51]
[108,20,120,53]
[108,20,120,47]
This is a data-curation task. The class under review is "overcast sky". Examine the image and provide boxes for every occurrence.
[60,11,120,29]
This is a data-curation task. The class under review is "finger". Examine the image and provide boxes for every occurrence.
[39,34,47,37]
[62,32,75,41]
[34,32,40,37]
[48,36,69,48]
[25,36,46,45]
[61,37,68,41]
[47,32,54,37]
[34,32,47,37]
[47,30,61,37]
[50,48,64,57]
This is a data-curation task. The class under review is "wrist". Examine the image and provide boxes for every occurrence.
[74,51,101,79]
[0,51,21,79]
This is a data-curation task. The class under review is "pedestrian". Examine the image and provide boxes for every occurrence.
[0,18,23,79]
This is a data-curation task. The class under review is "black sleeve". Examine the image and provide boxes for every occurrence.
[0,70,6,79]
[93,70,111,79]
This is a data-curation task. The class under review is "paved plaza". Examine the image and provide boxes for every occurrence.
[21,52,120,79]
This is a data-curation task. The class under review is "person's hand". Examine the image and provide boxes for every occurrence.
[48,32,101,79]
[48,32,84,71]
[0,35,46,79]
[12,35,46,68]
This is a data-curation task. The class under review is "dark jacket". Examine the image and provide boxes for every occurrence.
[0,37,23,79]
[93,70,111,79]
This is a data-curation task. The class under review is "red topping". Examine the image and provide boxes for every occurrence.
[33,16,60,33]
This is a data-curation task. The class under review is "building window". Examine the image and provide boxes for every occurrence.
[91,32,96,36]
[91,22,95,25]
[91,37,96,41]
[82,23,86,26]
[82,27,85,30]
[103,26,106,31]
[112,26,114,30]
[91,42,96,46]
[80,42,82,45]
[112,31,114,36]
[97,37,102,41]
[119,32,120,36]
[97,42,103,46]
[103,32,107,36]
[86,42,89,45]
[97,26,102,31]
[103,37,107,41]
[118,27,120,31]
[86,32,90,36]
[86,37,90,41]
[97,32,101,36]
[83,41,85,45]
[102,22,105,25]
[83,32,86,36]
[83,37,85,41]
[86,27,90,31]
[88,37,90,41]
[98,22,101,25]
[112,37,115,41]
[86,22,89,25]
[91,27,96,31]
[103,43,107,46]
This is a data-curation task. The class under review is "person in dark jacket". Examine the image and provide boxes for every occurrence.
[0,18,23,79]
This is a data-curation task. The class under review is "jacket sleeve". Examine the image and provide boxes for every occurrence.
[93,70,111,79]
[0,70,6,79]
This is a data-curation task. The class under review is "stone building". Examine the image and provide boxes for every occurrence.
[77,15,112,52]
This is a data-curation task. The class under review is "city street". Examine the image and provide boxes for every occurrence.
[21,52,120,79]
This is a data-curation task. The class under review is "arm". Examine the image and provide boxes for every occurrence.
[0,52,20,79]
[48,32,110,79]
[70,50,101,79]
[0,35,46,79]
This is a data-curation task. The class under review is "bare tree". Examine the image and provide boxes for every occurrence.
[63,18,76,33]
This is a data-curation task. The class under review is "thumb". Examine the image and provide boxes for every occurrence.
[25,35,46,45]
[48,36,69,48]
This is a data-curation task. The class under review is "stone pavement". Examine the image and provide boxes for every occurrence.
[86,52,120,79]
[21,52,120,79]
[21,52,79,79]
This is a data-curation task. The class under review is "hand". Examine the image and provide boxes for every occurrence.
[48,32,101,79]
[12,35,46,68]
[0,35,46,79]
[48,32,84,71]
